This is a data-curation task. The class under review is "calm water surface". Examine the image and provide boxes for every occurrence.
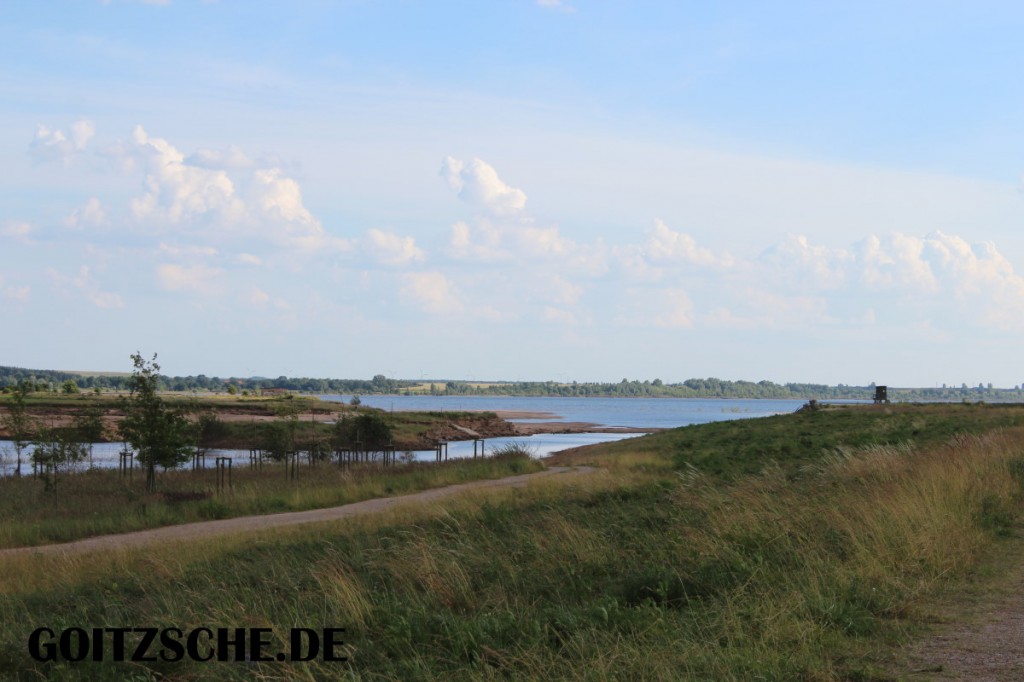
[318,395,806,429]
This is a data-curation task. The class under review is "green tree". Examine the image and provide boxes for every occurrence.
[61,379,80,395]
[263,402,300,465]
[192,410,227,458]
[262,421,295,462]
[2,383,37,477]
[333,413,393,453]
[119,352,192,491]
[32,427,88,492]
[72,406,105,469]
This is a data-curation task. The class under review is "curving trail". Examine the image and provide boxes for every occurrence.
[898,568,1024,680]
[895,536,1024,681]
[0,466,597,558]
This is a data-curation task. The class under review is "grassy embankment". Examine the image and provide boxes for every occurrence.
[3,404,1024,679]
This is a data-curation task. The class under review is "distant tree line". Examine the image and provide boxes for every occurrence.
[0,367,415,395]
[3,365,1023,402]
[435,379,1024,401]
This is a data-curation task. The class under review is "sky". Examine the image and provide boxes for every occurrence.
[3,1,1024,387]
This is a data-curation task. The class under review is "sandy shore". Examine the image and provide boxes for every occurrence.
[491,410,560,419]
[0,406,658,447]
[511,421,658,435]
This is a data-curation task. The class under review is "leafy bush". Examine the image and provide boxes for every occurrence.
[490,441,537,460]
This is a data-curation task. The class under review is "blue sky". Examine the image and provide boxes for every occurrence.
[3,1,1024,386]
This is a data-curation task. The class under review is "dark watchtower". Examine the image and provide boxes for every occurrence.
[873,385,888,404]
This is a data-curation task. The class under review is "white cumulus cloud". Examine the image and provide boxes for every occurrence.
[643,219,731,267]
[653,289,695,328]
[2,285,31,302]
[366,228,424,266]
[751,231,1024,329]
[236,253,263,266]
[1,221,34,243]
[130,125,244,225]
[440,157,527,215]
[47,266,124,309]
[64,198,109,229]
[185,145,253,170]
[156,263,225,296]
[855,233,939,293]
[448,219,508,260]
[543,306,578,325]
[401,271,463,314]
[112,126,349,253]
[29,120,94,164]
[758,234,851,290]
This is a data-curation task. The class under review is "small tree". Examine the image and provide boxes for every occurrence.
[119,352,192,491]
[72,406,105,469]
[262,421,295,462]
[333,412,393,455]
[191,410,227,460]
[61,379,80,395]
[2,383,37,477]
[263,402,301,471]
[32,427,88,492]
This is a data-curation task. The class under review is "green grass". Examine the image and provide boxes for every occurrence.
[0,454,542,549]
[3,405,1024,680]
[552,402,1024,477]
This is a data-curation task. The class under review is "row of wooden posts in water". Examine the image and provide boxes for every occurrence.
[114,437,491,492]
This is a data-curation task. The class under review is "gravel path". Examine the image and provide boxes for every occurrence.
[1,466,596,558]
[899,578,1024,680]
[897,539,1024,681]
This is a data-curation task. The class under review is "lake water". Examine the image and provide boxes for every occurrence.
[318,395,807,429]
[1,396,808,475]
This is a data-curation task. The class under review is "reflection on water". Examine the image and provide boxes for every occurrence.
[399,431,643,461]
[0,432,642,476]
[0,441,254,477]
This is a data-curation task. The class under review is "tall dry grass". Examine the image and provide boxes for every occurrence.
[3,427,1024,679]
[642,429,1024,678]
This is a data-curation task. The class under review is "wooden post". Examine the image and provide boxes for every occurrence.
[216,456,232,493]
[119,446,133,480]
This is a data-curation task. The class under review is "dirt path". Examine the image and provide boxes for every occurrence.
[896,540,1024,681]
[0,466,596,558]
